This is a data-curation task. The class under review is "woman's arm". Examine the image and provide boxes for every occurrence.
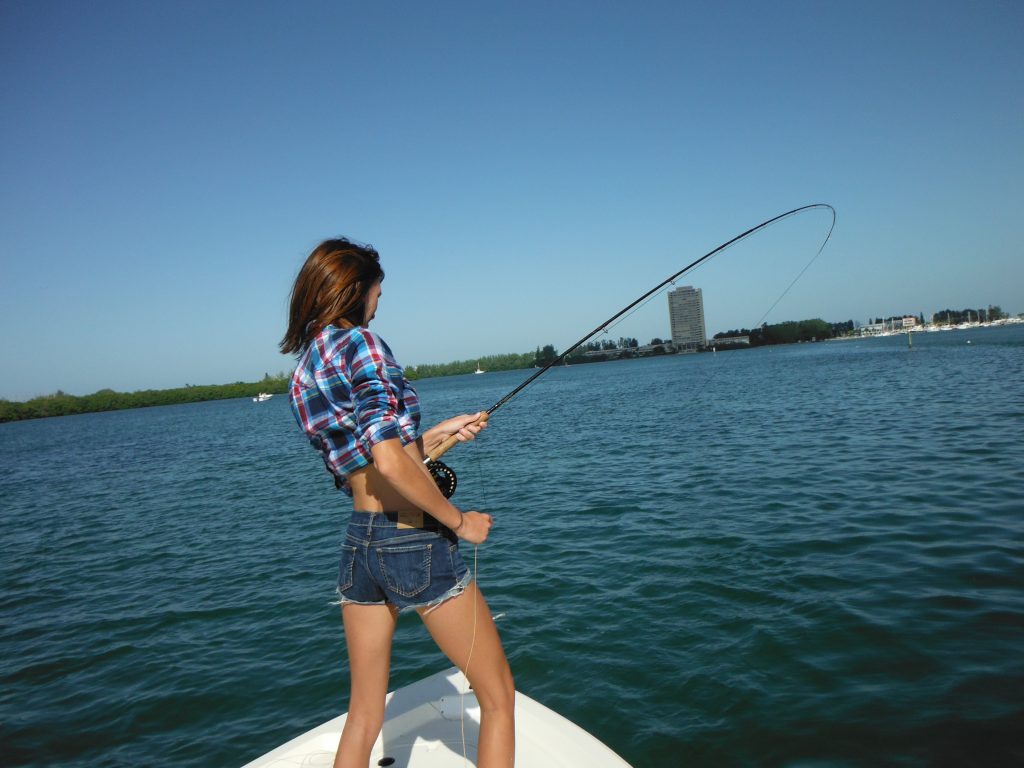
[372,438,493,544]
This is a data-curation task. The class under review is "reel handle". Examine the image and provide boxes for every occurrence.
[426,412,489,462]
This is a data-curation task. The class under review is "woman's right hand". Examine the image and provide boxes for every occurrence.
[456,510,493,544]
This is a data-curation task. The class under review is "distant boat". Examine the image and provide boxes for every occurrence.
[253,392,273,402]
[474,363,486,374]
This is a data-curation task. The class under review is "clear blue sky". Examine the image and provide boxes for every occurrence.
[2,0,1021,400]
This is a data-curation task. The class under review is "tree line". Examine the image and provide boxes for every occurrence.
[405,351,538,379]
[713,318,850,347]
[404,339,651,377]
[0,373,290,423]
[931,306,1006,324]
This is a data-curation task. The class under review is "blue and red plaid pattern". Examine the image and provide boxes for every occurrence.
[289,326,421,494]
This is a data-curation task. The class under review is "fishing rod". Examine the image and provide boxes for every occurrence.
[423,203,836,497]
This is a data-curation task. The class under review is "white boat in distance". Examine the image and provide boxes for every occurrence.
[253,393,273,402]
[242,667,633,767]
[474,363,485,374]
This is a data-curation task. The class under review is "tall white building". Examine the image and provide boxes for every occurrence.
[668,286,706,352]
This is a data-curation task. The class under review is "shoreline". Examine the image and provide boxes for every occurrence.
[0,378,290,424]
[4,319,1020,423]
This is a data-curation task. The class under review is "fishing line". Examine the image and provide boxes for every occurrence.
[423,203,836,490]
[679,207,837,403]
[459,542,478,768]
[456,440,490,766]
[435,204,834,765]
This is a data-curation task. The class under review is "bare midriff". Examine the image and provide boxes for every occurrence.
[348,439,436,513]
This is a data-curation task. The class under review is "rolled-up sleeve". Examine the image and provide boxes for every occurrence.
[345,330,402,449]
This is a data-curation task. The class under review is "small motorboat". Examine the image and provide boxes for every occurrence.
[241,667,632,767]
[253,393,273,403]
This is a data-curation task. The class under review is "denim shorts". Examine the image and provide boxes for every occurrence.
[336,511,472,613]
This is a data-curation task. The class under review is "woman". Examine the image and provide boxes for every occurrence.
[280,238,515,768]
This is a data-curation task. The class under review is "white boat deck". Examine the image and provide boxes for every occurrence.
[242,667,633,767]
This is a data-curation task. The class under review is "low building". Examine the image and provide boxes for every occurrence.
[711,335,750,347]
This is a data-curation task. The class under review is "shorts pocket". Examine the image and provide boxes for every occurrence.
[448,542,468,579]
[377,543,432,597]
[337,544,357,592]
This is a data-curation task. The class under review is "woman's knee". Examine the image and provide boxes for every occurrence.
[344,706,385,741]
[475,662,516,714]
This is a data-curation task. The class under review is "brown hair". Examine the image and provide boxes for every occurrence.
[280,237,384,354]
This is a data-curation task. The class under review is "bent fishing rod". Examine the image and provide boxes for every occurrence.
[424,203,836,497]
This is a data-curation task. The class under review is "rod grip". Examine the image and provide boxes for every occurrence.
[427,412,489,461]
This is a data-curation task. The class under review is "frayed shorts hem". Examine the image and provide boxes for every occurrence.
[332,569,473,614]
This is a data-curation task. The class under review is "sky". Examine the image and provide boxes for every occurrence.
[1,0,1021,400]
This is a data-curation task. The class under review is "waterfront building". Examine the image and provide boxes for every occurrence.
[712,335,750,347]
[861,315,920,336]
[668,286,706,353]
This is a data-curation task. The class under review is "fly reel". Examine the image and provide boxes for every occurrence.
[426,458,458,499]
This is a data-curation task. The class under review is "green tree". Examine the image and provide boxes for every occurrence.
[535,344,558,366]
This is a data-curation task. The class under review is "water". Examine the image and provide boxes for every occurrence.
[2,325,1023,767]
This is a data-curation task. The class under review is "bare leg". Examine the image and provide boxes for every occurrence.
[334,602,399,768]
[419,582,515,768]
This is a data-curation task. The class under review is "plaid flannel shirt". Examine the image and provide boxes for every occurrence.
[289,326,421,494]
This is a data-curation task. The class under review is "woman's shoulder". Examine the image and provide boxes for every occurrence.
[344,326,396,357]
[318,325,396,366]
[315,324,370,352]
[301,326,355,370]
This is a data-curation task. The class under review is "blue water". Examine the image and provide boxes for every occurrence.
[2,325,1023,767]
